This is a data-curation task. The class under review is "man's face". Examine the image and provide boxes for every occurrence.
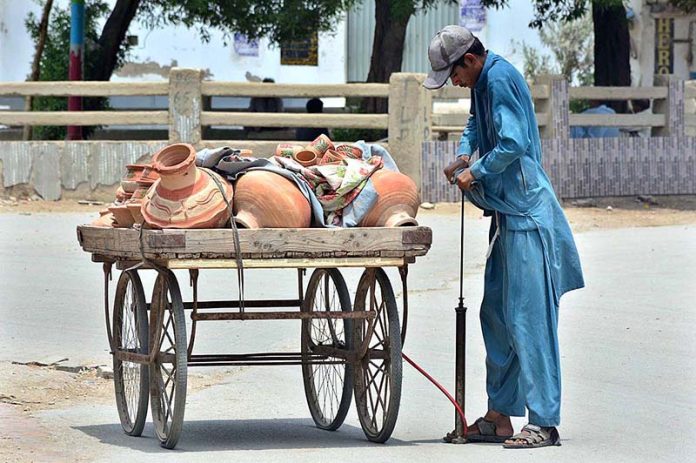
[449,54,482,88]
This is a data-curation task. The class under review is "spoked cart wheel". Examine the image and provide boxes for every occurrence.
[149,270,188,449]
[112,270,149,436]
[301,268,354,430]
[352,268,403,443]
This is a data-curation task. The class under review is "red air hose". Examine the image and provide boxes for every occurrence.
[402,352,468,436]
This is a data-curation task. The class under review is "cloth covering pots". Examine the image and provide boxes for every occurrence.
[233,170,311,228]
[141,143,233,229]
[359,170,420,227]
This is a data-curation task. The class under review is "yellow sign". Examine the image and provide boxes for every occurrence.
[280,33,318,66]
[655,18,673,75]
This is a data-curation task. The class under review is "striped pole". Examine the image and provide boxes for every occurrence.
[67,0,84,140]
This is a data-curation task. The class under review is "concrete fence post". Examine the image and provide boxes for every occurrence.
[535,74,568,140]
[168,68,203,145]
[388,73,431,193]
[653,74,684,137]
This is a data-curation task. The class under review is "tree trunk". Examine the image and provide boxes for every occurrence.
[592,1,631,113]
[92,0,141,81]
[362,0,414,114]
[23,0,54,140]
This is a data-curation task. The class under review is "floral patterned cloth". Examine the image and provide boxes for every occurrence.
[270,155,383,226]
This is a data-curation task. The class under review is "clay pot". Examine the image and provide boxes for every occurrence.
[335,144,362,159]
[141,143,234,229]
[317,149,346,165]
[359,170,420,227]
[309,134,334,156]
[108,204,135,228]
[125,185,151,225]
[293,148,319,167]
[90,210,116,228]
[121,164,159,193]
[275,144,304,158]
[115,186,131,203]
[233,171,311,228]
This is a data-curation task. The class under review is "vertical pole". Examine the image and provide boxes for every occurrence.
[67,0,84,140]
[453,192,467,441]
[653,74,684,137]
[535,74,568,140]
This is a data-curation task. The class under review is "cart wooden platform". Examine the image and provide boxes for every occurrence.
[77,225,432,449]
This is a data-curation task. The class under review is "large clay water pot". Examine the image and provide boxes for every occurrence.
[141,143,233,229]
[359,170,420,227]
[233,171,311,228]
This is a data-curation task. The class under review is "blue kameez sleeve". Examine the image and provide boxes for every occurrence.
[469,78,531,179]
[457,114,478,158]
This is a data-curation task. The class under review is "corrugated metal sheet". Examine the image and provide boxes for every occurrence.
[347,1,459,82]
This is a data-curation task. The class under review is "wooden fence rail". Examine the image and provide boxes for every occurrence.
[1,70,695,198]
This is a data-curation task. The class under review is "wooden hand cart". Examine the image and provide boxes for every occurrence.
[77,225,432,449]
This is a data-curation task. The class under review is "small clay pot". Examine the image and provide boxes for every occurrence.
[108,204,135,228]
[293,148,319,167]
[335,144,363,159]
[317,149,346,165]
[115,186,131,203]
[309,134,334,156]
[275,144,304,158]
[122,164,159,193]
[90,211,116,228]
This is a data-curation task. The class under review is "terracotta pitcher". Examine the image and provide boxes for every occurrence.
[141,143,233,229]
[233,171,311,228]
[359,170,420,227]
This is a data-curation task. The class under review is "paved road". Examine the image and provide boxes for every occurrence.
[1,210,695,462]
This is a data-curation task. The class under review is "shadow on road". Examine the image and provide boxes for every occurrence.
[74,418,415,452]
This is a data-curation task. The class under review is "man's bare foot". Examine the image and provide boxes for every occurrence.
[467,410,514,437]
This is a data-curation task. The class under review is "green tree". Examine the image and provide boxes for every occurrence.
[511,13,594,86]
[26,0,131,139]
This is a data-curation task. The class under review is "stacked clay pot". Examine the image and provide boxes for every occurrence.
[233,171,311,228]
[141,143,233,229]
[359,170,420,227]
[292,134,334,167]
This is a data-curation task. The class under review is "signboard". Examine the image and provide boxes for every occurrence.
[234,33,259,57]
[280,33,318,66]
[459,0,486,32]
[654,18,673,74]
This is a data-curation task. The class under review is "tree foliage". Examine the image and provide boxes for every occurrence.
[25,0,131,139]
[138,1,360,45]
[483,0,696,28]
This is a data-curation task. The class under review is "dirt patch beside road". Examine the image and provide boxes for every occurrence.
[423,196,696,233]
[0,362,234,413]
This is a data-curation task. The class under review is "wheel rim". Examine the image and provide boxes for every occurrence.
[301,268,353,430]
[113,271,148,436]
[353,268,402,442]
[150,271,187,448]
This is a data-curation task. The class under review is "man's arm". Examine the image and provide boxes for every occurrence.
[444,114,477,182]
[458,114,478,158]
[469,78,530,179]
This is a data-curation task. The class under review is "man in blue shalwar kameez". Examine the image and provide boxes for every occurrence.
[424,25,584,449]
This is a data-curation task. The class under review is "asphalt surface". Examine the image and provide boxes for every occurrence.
[1,209,695,462]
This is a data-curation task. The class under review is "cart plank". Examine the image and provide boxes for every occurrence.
[77,226,432,261]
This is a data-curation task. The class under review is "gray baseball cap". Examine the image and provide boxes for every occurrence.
[424,25,476,90]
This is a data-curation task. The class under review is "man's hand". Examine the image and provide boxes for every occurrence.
[456,168,477,191]
[444,156,470,184]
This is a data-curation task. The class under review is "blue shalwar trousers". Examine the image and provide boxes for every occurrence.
[480,215,561,427]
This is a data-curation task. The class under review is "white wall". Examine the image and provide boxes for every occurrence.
[0,0,347,107]
[0,0,42,82]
